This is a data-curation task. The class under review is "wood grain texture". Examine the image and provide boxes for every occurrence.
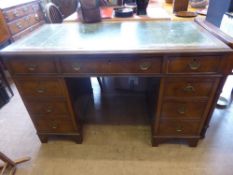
[0,10,10,44]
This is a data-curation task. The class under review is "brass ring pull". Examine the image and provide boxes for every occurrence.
[13,11,19,17]
[52,125,57,129]
[16,23,23,29]
[177,106,186,114]
[27,64,37,71]
[183,85,195,93]
[72,64,81,71]
[35,14,39,21]
[139,62,151,71]
[36,88,45,94]
[46,108,53,113]
[51,122,58,129]
[189,59,200,70]
[176,126,182,132]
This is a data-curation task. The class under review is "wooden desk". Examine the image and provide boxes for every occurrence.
[0,21,231,147]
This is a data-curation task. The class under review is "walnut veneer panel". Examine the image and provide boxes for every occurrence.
[161,100,207,119]
[60,57,162,74]
[8,57,57,75]
[26,100,70,116]
[0,10,10,43]
[166,56,222,73]
[60,58,110,74]
[34,118,77,133]
[163,78,217,98]
[15,78,66,97]
[158,119,200,136]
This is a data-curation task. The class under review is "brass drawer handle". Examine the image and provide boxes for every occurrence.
[51,122,58,129]
[176,126,183,132]
[189,59,200,70]
[27,64,37,71]
[183,85,195,93]
[16,23,23,29]
[139,62,151,71]
[52,125,57,129]
[46,108,53,113]
[35,14,39,21]
[72,64,81,71]
[36,88,45,94]
[13,11,19,17]
[177,106,186,114]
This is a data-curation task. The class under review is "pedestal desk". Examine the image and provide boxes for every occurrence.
[0,21,232,147]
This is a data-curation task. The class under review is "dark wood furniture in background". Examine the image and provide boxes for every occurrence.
[0,21,232,147]
[45,2,63,23]
[51,0,77,18]
[0,0,45,42]
[0,11,13,99]
[0,11,10,45]
[172,0,189,13]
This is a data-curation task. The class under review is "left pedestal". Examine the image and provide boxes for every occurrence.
[5,57,82,144]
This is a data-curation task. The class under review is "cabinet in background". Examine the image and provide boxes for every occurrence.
[0,0,45,42]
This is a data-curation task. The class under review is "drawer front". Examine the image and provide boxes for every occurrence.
[12,21,44,41]
[26,100,70,115]
[60,58,109,74]
[3,4,34,22]
[27,12,43,25]
[34,118,76,133]
[8,16,28,35]
[15,78,65,97]
[8,58,57,74]
[163,78,216,98]
[161,101,207,119]
[167,56,221,73]
[8,13,42,35]
[110,58,162,74]
[158,119,200,136]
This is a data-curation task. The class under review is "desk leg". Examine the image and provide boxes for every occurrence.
[188,138,199,147]
[38,134,48,143]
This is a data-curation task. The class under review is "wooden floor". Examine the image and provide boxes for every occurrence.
[1,78,233,175]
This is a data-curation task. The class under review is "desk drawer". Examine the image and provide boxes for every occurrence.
[163,78,217,98]
[161,101,207,119]
[166,56,221,73]
[158,119,200,136]
[110,58,162,74]
[15,78,65,97]
[8,13,42,35]
[12,21,44,41]
[8,58,57,74]
[60,58,109,74]
[34,118,76,133]
[8,16,29,35]
[26,100,70,115]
